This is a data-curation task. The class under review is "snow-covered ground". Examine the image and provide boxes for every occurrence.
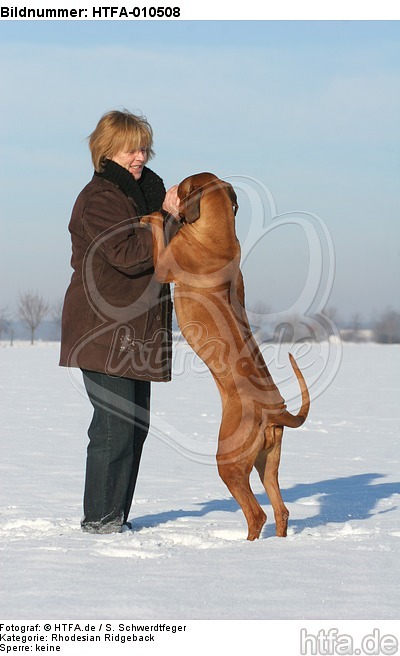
[0,341,399,621]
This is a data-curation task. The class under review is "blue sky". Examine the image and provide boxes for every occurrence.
[1,20,399,322]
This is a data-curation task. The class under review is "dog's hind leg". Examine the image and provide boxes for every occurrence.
[217,458,267,541]
[216,407,267,540]
[255,426,289,537]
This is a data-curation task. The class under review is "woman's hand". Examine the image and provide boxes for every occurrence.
[162,185,180,218]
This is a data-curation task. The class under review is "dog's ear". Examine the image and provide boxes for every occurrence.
[184,189,202,223]
[178,177,202,224]
[224,182,239,216]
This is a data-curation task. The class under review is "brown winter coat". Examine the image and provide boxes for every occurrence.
[59,172,178,381]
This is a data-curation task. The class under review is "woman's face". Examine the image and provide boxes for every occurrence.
[111,147,148,180]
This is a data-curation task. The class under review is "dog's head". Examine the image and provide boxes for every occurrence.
[177,172,238,224]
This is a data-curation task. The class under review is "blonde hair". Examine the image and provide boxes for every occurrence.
[88,109,155,172]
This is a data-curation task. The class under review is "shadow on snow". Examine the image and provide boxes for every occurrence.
[133,473,400,538]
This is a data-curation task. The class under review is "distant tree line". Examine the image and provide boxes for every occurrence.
[1,293,400,345]
[247,303,400,345]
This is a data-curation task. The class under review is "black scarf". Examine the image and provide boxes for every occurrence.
[95,159,166,216]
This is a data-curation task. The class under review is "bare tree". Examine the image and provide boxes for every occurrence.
[351,312,362,333]
[9,324,15,346]
[17,291,49,344]
[342,311,364,342]
[50,298,64,339]
[323,305,341,326]
[0,307,11,341]
[271,313,314,343]
[50,299,64,328]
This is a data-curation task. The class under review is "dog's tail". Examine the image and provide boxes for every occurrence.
[275,353,310,428]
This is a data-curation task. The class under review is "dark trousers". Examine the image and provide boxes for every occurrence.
[81,369,150,533]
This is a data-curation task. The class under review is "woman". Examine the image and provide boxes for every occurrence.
[59,109,180,534]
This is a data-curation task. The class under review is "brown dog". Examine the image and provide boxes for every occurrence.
[142,172,310,540]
